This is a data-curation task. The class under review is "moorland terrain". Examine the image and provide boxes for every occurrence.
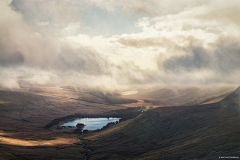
[0,85,238,159]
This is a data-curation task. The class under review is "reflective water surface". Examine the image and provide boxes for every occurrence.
[60,117,120,130]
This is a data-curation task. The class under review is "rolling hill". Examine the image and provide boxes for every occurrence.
[0,86,239,159]
[84,87,240,160]
[125,85,236,106]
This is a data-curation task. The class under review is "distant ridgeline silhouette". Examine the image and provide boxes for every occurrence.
[218,86,240,109]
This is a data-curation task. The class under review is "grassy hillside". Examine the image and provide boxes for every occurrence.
[84,105,240,160]
[0,86,239,159]
[0,87,134,159]
[86,91,138,104]
[127,85,236,106]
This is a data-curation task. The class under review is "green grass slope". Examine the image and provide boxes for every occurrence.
[85,105,240,160]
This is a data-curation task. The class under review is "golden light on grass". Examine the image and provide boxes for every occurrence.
[0,131,76,147]
[0,100,9,104]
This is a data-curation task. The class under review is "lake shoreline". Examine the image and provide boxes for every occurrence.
[58,117,121,130]
[45,107,142,129]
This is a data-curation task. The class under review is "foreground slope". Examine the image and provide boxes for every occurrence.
[85,88,240,160]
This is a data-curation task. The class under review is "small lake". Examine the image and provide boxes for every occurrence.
[59,117,121,130]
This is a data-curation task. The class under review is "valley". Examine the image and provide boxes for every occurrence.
[0,85,239,159]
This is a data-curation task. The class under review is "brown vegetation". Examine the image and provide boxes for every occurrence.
[0,85,238,159]
[84,105,240,160]
[0,87,137,159]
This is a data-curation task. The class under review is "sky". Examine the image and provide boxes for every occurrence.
[1,0,240,90]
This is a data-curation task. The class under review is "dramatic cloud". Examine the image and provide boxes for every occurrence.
[0,0,111,89]
[1,0,240,90]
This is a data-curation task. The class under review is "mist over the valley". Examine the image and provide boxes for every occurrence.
[2,1,240,159]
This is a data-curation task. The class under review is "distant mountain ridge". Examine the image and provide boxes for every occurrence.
[220,86,240,103]
[218,86,240,109]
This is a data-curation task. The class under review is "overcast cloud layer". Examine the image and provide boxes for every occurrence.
[1,0,240,90]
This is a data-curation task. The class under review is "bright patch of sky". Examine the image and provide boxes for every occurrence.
[81,6,142,36]
[12,0,142,36]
